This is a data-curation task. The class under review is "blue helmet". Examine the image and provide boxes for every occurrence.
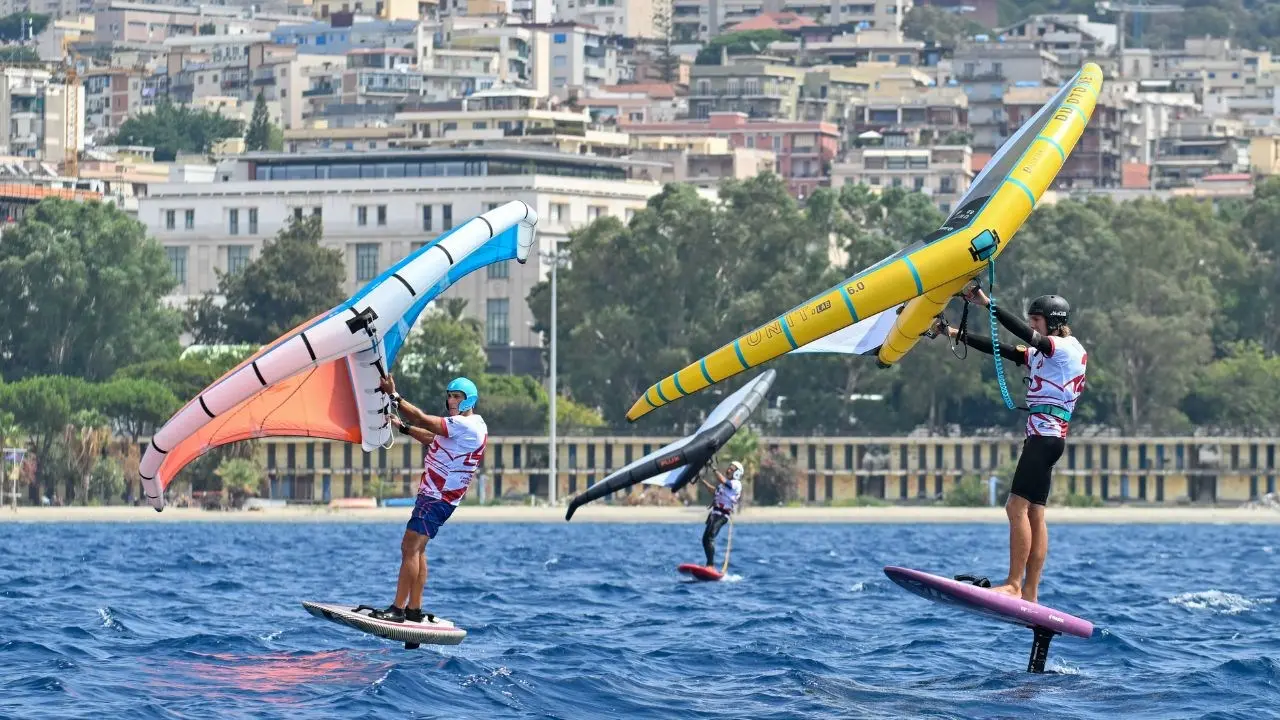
[446,377,479,412]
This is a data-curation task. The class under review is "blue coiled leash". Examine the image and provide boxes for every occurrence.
[967,230,1017,411]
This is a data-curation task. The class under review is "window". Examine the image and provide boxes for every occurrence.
[357,206,368,226]
[227,245,251,275]
[248,208,258,234]
[377,205,387,226]
[442,204,453,229]
[486,202,501,211]
[553,32,567,43]
[355,243,379,282]
[587,205,605,220]
[551,203,569,222]
[184,209,194,229]
[422,205,432,231]
[625,208,636,222]
[165,247,188,286]
[486,298,510,345]
[228,208,239,235]
[293,207,304,221]
[487,261,509,279]
[165,209,175,230]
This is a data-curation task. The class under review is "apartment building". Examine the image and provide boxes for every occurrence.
[0,67,84,167]
[670,0,911,45]
[82,66,147,142]
[1003,83,1130,189]
[688,61,805,120]
[395,87,633,156]
[623,111,839,198]
[552,0,657,38]
[831,144,972,213]
[538,22,622,97]
[996,14,1117,69]
[139,147,705,373]
[951,40,1063,152]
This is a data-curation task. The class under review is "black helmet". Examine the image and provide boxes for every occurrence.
[1028,295,1070,331]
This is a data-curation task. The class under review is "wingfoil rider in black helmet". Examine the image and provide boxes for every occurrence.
[930,290,1087,604]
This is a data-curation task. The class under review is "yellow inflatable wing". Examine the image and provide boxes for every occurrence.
[626,63,1104,423]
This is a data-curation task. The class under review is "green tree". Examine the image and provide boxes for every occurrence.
[185,214,344,344]
[393,303,490,408]
[529,175,831,431]
[111,349,256,403]
[651,3,679,82]
[694,29,788,65]
[752,449,800,505]
[0,409,18,508]
[0,11,50,41]
[214,456,263,508]
[0,376,90,499]
[244,91,272,152]
[1184,342,1280,433]
[903,5,990,45]
[0,199,181,382]
[0,46,38,62]
[95,377,179,442]
[109,100,244,162]
[720,425,761,476]
[474,373,605,434]
[62,409,111,505]
[87,456,125,506]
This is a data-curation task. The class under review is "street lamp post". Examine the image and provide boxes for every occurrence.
[542,248,566,507]
[549,251,558,507]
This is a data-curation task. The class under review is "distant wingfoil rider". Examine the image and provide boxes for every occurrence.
[698,461,744,569]
[369,375,488,623]
[931,289,1087,604]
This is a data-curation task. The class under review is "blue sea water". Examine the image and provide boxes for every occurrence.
[1,520,1278,720]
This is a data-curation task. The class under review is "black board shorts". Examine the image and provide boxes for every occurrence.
[1010,435,1066,506]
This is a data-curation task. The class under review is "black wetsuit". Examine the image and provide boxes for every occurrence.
[954,304,1065,506]
[702,510,728,566]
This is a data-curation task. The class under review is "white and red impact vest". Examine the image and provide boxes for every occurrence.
[1023,335,1088,438]
[418,413,488,505]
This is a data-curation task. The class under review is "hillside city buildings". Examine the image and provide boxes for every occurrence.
[0,0,1277,378]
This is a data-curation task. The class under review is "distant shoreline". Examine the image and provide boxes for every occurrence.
[1,505,1278,524]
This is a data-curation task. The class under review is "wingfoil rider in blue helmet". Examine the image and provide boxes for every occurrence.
[368,375,488,623]
[931,291,1087,604]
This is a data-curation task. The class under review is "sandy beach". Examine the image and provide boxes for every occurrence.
[1,504,1278,524]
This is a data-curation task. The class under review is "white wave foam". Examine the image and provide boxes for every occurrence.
[97,607,124,631]
[1048,658,1081,675]
[850,582,867,593]
[1168,590,1277,615]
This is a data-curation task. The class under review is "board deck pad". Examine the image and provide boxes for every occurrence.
[303,601,467,646]
[883,566,1093,638]
[677,563,725,582]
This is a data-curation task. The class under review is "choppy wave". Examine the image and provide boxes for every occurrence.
[1,521,1278,719]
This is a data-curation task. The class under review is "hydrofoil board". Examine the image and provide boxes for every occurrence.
[677,563,725,582]
[302,601,467,649]
[883,566,1093,673]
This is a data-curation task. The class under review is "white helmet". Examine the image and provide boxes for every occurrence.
[728,461,744,481]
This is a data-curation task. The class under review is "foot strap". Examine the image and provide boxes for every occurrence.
[954,574,992,588]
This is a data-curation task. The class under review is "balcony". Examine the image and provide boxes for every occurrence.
[955,70,1004,82]
[303,84,336,97]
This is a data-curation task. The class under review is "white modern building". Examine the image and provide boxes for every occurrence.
[140,147,701,374]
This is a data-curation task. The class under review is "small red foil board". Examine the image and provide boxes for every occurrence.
[677,563,725,582]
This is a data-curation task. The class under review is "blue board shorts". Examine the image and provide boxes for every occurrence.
[407,495,456,538]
